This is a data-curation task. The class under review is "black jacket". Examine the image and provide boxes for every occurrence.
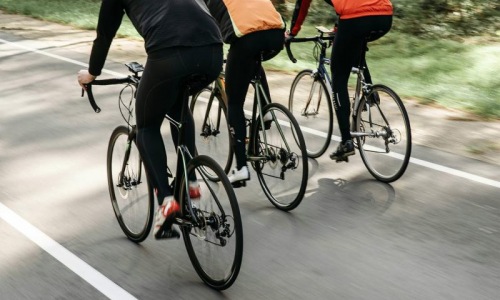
[90,0,222,75]
[204,0,235,43]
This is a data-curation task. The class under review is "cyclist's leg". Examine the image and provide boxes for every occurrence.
[171,46,222,180]
[225,37,259,172]
[255,29,285,104]
[360,15,393,86]
[135,45,222,238]
[330,18,364,159]
[226,29,284,180]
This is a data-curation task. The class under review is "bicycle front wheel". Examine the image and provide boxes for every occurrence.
[252,103,309,211]
[107,126,154,243]
[355,84,412,182]
[190,88,233,179]
[180,155,243,290]
[289,69,334,158]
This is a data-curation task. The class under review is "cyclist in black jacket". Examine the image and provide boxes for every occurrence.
[78,0,223,239]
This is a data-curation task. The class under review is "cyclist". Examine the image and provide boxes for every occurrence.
[203,0,285,186]
[77,0,223,239]
[287,0,393,161]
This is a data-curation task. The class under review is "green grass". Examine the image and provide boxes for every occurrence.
[1,0,498,119]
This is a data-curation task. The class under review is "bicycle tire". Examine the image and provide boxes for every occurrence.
[355,84,412,182]
[190,88,233,180]
[107,125,154,243]
[180,155,243,290]
[251,103,309,211]
[289,69,334,158]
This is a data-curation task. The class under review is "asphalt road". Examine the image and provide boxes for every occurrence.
[1,28,500,300]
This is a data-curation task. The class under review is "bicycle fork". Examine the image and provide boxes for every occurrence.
[302,71,324,117]
[117,126,141,190]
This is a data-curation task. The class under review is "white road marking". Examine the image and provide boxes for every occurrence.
[1,37,135,299]
[0,203,137,300]
[0,38,123,77]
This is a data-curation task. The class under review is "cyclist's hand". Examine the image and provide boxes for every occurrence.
[77,69,96,89]
[284,30,295,44]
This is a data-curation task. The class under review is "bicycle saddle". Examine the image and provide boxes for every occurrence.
[184,74,209,96]
[260,50,280,62]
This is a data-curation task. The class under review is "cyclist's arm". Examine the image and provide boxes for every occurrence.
[289,0,313,36]
[88,0,125,77]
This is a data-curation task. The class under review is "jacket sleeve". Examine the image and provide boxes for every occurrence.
[289,0,313,36]
[88,0,124,76]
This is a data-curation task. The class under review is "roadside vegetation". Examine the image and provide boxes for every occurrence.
[0,0,498,119]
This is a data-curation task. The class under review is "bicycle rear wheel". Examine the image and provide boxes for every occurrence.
[180,155,243,290]
[107,126,154,243]
[289,69,334,158]
[355,84,412,182]
[251,103,308,211]
[190,88,233,180]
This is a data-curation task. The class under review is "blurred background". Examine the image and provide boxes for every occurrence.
[0,0,498,119]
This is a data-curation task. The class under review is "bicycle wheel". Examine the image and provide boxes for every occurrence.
[251,103,308,211]
[107,126,154,243]
[289,69,334,158]
[180,155,243,290]
[190,88,233,179]
[355,84,412,182]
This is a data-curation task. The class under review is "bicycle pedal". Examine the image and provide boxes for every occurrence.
[155,227,180,240]
[231,180,247,188]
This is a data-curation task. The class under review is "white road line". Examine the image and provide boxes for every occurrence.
[1,37,135,299]
[409,157,500,188]
[0,38,123,77]
[0,203,137,300]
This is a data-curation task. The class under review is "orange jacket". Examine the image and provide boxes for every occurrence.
[333,0,393,19]
[290,0,393,36]
[206,0,285,43]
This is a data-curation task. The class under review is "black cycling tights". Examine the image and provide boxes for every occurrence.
[331,15,392,142]
[136,44,222,204]
[225,29,284,170]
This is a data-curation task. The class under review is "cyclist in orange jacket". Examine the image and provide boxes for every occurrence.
[204,0,286,186]
[288,0,393,161]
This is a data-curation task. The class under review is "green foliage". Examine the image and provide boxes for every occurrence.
[279,0,500,39]
[394,0,500,38]
[265,31,499,119]
[0,0,137,37]
[0,0,498,118]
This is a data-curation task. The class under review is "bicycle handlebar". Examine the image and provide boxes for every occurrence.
[82,77,135,113]
[285,34,335,63]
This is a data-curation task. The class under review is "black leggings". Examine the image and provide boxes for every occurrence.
[225,29,284,169]
[136,44,223,204]
[331,15,392,142]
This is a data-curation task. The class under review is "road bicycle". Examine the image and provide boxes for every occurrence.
[286,26,412,183]
[82,62,243,290]
[190,54,308,211]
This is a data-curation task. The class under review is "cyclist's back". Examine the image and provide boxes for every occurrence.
[88,0,221,76]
